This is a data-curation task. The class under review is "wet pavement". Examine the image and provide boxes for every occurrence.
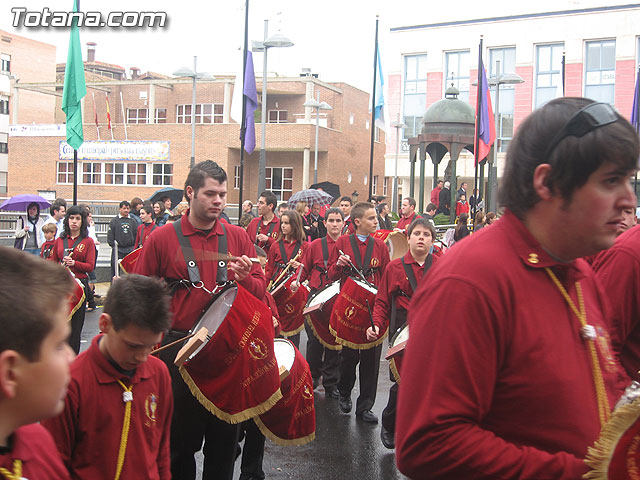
[81,304,407,480]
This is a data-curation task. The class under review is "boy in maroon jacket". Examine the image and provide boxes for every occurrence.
[40,222,57,259]
[0,247,75,479]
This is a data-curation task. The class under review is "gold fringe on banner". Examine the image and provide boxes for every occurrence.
[304,315,342,351]
[68,291,85,320]
[252,416,316,447]
[389,358,401,384]
[329,325,388,350]
[280,322,305,338]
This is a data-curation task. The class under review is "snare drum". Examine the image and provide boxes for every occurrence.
[271,275,309,337]
[178,284,283,424]
[373,229,409,260]
[385,324,409,383]
[303,281,341,350]
[274,338,296,381]
[254,342,316,446]
[118,247,142,274]
[329,277,386,350]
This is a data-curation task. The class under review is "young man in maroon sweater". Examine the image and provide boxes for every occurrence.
[246,191,280,253]
[395,197,417,231]
[396,98,639,479]
[328,202,390,423]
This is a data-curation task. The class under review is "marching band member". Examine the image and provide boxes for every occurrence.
[134,203,157,249]
[366,218,438,449]
[339,196,356,236]
[246,191,281,253]
[328,202,390,423]
[395,197,418,232]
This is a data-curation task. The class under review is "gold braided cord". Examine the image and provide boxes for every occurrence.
[114,380,133,480]
[0,460,22,480]
[545,268,610,427]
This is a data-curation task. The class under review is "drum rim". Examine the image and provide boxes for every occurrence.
[349,276,378,294]
[273,338,296,371]
[305,281,340,308]
[391,324,409,347]
[188,286,238,359]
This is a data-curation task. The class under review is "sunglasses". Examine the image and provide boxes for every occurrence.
[544,102,619,159]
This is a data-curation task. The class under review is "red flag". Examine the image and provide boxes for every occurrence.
[92,92,98,128]
[474,57,496,164]
[105,93,112,130]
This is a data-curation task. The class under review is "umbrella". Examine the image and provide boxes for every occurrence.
[0,194,51,212]
[287,189,334,208]
[310,181,340,203]
[147,187,184,209]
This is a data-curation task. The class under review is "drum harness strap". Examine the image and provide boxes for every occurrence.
[139,223,157,247]
[390,254,433,341]
[256,218,277,245]
[312,236,330,285]
[274,240,301,281]
[63,235,83,258]
[348,234,375,280]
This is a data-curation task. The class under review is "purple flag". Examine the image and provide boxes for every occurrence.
[632,67,639,132]
[243,51,258,154]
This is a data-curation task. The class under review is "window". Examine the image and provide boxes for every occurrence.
[126,108,148,124]
[535,44,564,109]
[105,163,124,184]
[268,110,288,123]
[445,51,470,102]
[152,163,173,186]
[403,54,427,139]
[82,162,101,184]
[265,167,293,201]
[177,104,223,124]
[0,172,6,195]
[489,47,516,152]
[126,163,146,185]
[372,175,379,195]
[383,177,389,196]
[0,142,7,154]
[0,98,8,115]
[155,108,167,123]
[585,40,616,105]
[234,165,241,189]
[1,54,10,73]
[57,162,74,184]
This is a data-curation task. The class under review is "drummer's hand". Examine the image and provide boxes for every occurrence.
[290,280,299,292]
[366,325,380,341]
[229,255,252,282]
[257,233,269,243]
[63,255,75,267]
[290,260,301,270]
[393,227,404,232]
[336,254,350,267]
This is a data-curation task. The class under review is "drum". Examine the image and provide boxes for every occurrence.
[385,324,409,383]
[254,342,316,446]
[329,277,386,350]
[177,284,283,424]
[271,274,309,337]
[373,229,409,260]
[68,271,85,320]
[274,338,296,381]
[303,281,341,350]
[118,247,142,274]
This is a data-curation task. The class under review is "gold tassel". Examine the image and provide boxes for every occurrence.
[328,325,388,350]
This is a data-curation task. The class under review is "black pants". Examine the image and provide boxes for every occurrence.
[304,319,340,388]
[68,301,86,354]
[337,345,382,415]
[381,382,398,433]
[158,331,240,480]
[239,420,265,480]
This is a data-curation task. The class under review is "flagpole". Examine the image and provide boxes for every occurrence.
[238,0,249,223]
[472,36,483,221]
[561,50,566,95]
[368,16,379,202]
[119,91,128,140]
[635,63,640,195]
[92,91,100,140]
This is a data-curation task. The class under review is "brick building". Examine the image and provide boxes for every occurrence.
[384,3,640,212]
[7,41,385,207]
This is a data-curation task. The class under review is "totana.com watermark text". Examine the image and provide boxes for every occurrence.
[11,7,168,28]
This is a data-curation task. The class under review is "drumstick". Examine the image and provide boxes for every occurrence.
[296,264,304,284]
[365,299,376,333]
[268,249,303,292]
[150,332,197,356]
[338,249,375,288]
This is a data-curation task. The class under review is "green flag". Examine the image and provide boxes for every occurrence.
[62,0,86,150]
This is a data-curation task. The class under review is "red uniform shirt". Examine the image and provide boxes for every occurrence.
[40,239,56,259]
[328,234,390,288]
[246,215,281,252]
[42,336,173,480]
[593,225,640,380]
[50,236,96,279]
[134,214,265,331]
[372,251,438,331]
[430,186,441,206]
[0,424,69,479]
[341,217,356,236]
[396,212,417,231]
[456,200,470,217]
[395,209,626,480]
[135,222,158,249]
[265,239,306,283]
[300,236,339,291]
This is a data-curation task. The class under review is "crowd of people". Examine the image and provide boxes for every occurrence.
[4,97,640,479]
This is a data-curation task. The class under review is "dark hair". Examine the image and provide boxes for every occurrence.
[277,202,288,212]
[50,202,65,216]
[119,200,131,209]
[62,205,88,238]
[281,210,305,244]
[130,197,143,210]
[407,217,435,239]
[239,212,253,229]
[499,97,640,217]
[254,245,267,259]
[426,203,437,212]
[184,160,227,205]
[486,212,497,224]
[324,207,344,221]
[456,213,469,230]
[26,202,40,219]
[139,203,153,215]
[403,197,416,208]
[104,274,171,334]
[259,191,277,211]
[351,201,375,222]
[0,247,73,360]
[339,196,353,205]
[437,179,443,185]
[474,211,485,227]
[376,203,387,214]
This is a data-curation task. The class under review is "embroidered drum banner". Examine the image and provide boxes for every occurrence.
[271,275,308,337]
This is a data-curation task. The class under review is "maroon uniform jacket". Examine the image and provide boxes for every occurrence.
[0,424,69,480]
[372,251,438,332]
[328,234,390,288]
[135,222,158,249]
[430,186,441,207]
[51,236,96,280]
[134,214,265,331]
[40,239,56,259]
[300,236,339,291]
[247,215,281,253]
[396,212,417,231]
[42,336,172,480]
[341,216,356,236]
[265,239,306,284]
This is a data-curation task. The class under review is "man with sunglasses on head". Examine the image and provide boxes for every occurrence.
[396,98,639,479]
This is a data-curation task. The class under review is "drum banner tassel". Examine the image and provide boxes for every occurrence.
[304,314,342,351]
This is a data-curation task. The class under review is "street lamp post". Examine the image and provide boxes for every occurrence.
[390,116,407,213]
[303,97,332,185]
[173,56,214,168]
[253,20,293,195]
